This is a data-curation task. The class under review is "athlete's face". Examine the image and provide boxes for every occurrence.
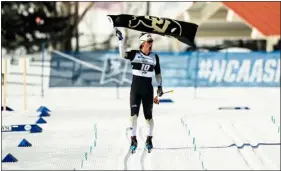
[143,39,153,51]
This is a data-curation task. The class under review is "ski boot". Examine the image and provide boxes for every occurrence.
[130,136,138,154]
[145,136,153,153]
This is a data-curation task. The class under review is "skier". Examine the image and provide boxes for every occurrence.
[115,28,164,153]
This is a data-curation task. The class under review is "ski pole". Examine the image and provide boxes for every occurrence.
[163,90,174,94]
[153,89,174,104]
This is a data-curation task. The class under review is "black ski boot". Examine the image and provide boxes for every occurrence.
[130,136,138,153]
[145,136,153,153]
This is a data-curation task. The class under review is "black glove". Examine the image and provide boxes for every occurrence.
[157,86,163,97]
[115,28,123,41]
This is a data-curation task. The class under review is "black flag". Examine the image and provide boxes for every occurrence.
[107,14,198,47]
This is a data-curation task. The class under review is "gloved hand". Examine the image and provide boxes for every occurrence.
[153,96,159,104]
[115,28,123,41]
[157,86,163,97]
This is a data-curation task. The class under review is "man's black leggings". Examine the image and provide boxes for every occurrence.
[130,84,154,120]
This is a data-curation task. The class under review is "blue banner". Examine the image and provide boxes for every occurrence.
[49,51,280,87]
[194,51,280,87]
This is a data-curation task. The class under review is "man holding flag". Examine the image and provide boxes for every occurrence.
[115,29,163,153]
[109,14,197,153]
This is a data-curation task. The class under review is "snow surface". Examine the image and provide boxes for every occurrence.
[1,59,280,170]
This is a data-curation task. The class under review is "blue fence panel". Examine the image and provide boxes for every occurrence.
[49,51,280,87]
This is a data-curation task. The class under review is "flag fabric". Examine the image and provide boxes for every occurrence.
[107,14,198,47]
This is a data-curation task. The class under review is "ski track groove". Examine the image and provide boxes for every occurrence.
[231,123,265,166]
[123,127,145,170]
[216,122,252,170]
[231,123,278,170]
[139,127,147,170]
[123,128,131,170]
